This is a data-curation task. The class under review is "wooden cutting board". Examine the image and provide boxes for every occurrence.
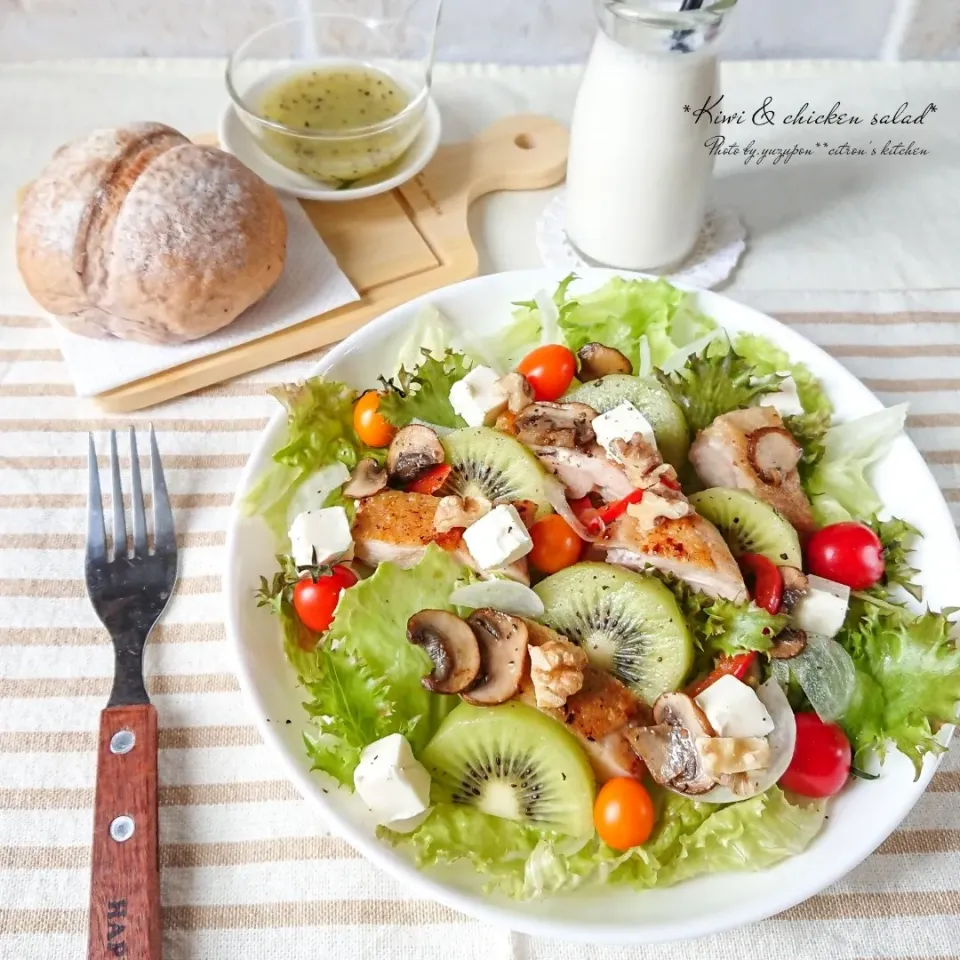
[86,114,568,412]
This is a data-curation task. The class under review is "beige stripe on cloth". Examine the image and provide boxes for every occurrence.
[1,310,960,960]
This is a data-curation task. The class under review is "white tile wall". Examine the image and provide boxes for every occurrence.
[0,0,957,61]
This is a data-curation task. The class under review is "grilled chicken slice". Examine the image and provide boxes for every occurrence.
[352,490,529,584]
[601,512,747,602]
[519,620,650,782]
[531,445,634,501]
[689,407,816,538]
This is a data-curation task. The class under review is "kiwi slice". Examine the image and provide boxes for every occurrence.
[422,701,595,836]
[689,487,802,566]
[534,562,692,704]
[441,427,553,519]
[565,374,689,470]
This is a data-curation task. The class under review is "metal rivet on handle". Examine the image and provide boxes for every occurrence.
[109,730,135,755]
[109,815,135,843]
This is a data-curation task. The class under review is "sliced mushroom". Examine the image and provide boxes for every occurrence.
[769,627,808,659]
[498,372,535,414]
[343,458,388,498]
[780,566,809,609]
[461,608,529,706]
[625,692,719,795]
[407,609,481,694]
[515,402,598,448]
[577,343,632,381]
[386,424,445,485]
[746,426,803,486]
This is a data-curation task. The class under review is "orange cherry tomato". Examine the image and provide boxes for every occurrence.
[516,344,577,402]
[593,777,655,851]
[529,514,582,574]
[353,390,396,448]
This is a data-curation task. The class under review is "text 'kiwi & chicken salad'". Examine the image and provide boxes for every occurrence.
[247,275,960,899]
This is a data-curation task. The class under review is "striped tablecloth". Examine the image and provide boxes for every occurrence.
[1,307,959,960]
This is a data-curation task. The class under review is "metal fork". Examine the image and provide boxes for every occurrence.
[85,427,178,960]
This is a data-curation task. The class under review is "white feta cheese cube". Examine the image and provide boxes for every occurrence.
[695,674,774,739]
[462,504,533,569]
[592,401,658,458]
[790,574,850,638]
[353,734,432,825]
[449,366,508,427]
[758,373,805,418]
[288,506,353,568]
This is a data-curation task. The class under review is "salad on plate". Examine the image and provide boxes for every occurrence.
[247,275,960,900]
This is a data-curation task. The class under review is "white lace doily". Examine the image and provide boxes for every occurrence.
[536,191,746,289]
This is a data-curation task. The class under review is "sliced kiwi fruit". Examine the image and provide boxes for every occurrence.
[689,487,802,566]
[534,562,692,704]
[421,701,595,836]
[565,374,689,470]
[441,426,553,519]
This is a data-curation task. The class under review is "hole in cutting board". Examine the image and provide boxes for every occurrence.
[514,133,534,150]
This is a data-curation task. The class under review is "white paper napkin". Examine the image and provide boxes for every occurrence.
[48,198,358,397]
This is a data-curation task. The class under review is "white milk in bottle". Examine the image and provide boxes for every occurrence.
[566,1,735,270]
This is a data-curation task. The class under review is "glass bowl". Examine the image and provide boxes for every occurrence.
[226,7,439,188]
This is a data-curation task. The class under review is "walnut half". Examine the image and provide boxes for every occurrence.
[528,638,588,710]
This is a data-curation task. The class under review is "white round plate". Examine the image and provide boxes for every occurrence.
[224,269,959,944]
[218,97,441,202]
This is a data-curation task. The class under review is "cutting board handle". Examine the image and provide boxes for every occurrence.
[466,114,569,197]
[399,113,568,276]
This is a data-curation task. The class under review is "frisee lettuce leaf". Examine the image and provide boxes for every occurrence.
[382,786,825,900]
[307,548,469,784]
[870,515,923,602]
[379,349,471,429]
[260,548,470,787]
[837,595,960,775]
[660,574,786,677]
[241,377,382,539]
[806,403,908,525]
[658,338,784,435]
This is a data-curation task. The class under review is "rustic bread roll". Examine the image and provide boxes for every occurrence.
[16,122,287,344]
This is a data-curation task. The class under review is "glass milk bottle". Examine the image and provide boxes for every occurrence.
[565,0,737,271]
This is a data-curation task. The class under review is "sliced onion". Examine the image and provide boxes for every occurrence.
[658,329,722,375]
[449,579,545,618]
[543,475,605,542]
[693,678,797,805]
[637,335,652,378]
[771,633,856,722]
[535,288,561,346]
[285,462,351,527]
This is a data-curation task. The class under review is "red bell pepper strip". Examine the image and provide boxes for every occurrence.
[406,463,452,495]
[596,489,644,526]
[740,552,784,614]
[686,652,758,698]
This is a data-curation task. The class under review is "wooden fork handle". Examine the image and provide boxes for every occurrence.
[88,704,162,960]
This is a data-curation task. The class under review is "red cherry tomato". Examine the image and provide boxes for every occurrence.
[593,777,656,851]
[779,712,852,798]
[740,552,784,614]
[292,564,357,634]
[529,514,583,574]
[806,522,884,590]
[516,345,577,402]
[685,651,757,698]
[406,464,452,495]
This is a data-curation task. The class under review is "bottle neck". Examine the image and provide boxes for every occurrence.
[595,0,733,55]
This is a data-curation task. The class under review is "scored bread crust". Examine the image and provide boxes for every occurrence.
[16,122,287,345]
